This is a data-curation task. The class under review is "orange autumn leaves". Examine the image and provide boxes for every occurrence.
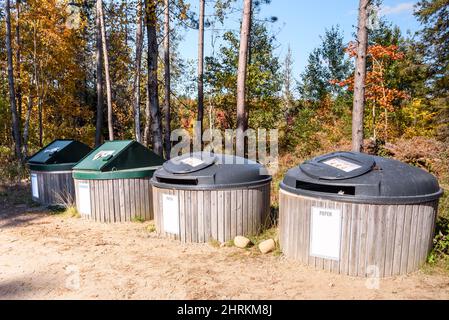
[331,42,409,140]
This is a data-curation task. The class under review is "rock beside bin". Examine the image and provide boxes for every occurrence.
[234,236,251,248]
[259,239,276,254]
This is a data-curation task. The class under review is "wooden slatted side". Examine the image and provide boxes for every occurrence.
[279,189,439,277]
[32,171,75,206]
[74,178,153,223]
[152,182,271,243]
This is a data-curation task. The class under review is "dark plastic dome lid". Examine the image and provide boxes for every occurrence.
[151,152,272,190]
[280,151,443,205]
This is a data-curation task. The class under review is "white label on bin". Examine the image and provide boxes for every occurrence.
[181,157,204,167]
[78,182,91,216]
[322,157,361,172]
[93,150,115,160]
[31,173,39,198]
[310,207,342,261]
[162,194,179,235]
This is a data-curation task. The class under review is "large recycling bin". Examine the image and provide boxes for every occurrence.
[151,152,272,243]
[72,140,164,222]
[27,139,92,206]
[279,151,443,277]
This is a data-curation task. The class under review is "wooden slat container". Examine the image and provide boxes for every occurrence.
[72,140,164,223]
[30,170,75,206]
[279,152,443,277]
[27,139,92,206]
[151,152,272,243]
[279,190,439,277]
[152,183,271,243]
[74,178,153,222]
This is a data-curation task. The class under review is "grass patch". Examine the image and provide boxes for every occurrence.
[208,238,221,248]
[146,223,156,233]
[132,216,146,223]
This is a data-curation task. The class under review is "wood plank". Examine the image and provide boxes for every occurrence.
[198,191,204,242]
[211,191,218,241]
[392,204,406,275]
[400,205,413,275]
[204,191,211,241]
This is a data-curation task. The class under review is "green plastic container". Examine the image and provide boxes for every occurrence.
[72,140,164,222]
[27,139,92,206]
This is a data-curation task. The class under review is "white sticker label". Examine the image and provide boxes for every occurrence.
[93,150,115,160]
[310,207,342,260]
[181,157,204,167]
[31,173,39,198]
[322,157,362,172]
[162,194,179,235]
[44,147,60,154]
[78,182,91,216]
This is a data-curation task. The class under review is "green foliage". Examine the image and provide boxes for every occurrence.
[205,21,282,129]
[428,216,449,265]
[299,26,352,102]
[415,0,449,142]
[279,105,320,154]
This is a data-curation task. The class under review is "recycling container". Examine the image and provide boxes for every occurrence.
[27,139,92,206]
[72,140,164,222]
[151,152,272,243]
[279,151,443,277]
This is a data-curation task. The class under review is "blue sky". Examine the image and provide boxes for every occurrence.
[178,0,421,78]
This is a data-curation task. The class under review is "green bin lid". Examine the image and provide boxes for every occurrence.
[72,140,164,180]
[27,139,92,171]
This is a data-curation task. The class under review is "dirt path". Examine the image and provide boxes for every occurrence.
[0,207,448,300]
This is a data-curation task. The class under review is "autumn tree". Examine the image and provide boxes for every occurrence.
[4,0,22,160]
[352,0,371,152]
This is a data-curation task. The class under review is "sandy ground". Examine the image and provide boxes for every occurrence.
[1,190,449,300]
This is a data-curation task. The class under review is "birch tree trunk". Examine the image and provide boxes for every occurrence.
[95,1,104,147]
[351,0,370,152]
[5,0,22,160]
[197,0,205,142]
[133,0,144,143]
[163,0,171,158]
[145,0,163,156]
[236,0,252,156]
[97,0,114,141]
[15,0,22,132]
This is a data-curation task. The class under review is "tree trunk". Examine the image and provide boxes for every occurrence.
[163,0,171,158]
[197,0,205,143]
[133,0,144,143]
[236,0,252,156]
[95,1,104,147]
[22,95,32,157]
[143,84,151,146]
[145,0,163,156]
[351,0,370,152]
[15,0,22,132]
[97,0,114,141]
[24,23,38,157]
[5,0,22,160]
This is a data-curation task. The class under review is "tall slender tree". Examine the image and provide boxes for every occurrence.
[133,0,144,143]
[352,0,370,152]
[197,0,205,141]
[5,0,22,160]
[145,0,163,156]
[163,0,171,158]
[15,0,22,132]
[95,0,104,147]
[97,0,114,141]
[236,0,252,155]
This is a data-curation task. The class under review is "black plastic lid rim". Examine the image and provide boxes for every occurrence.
[280,181,443,205]
[151,176,272,191]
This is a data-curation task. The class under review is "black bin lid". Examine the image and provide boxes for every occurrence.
[280,151,443,205]
[27,139,92,171]
[151,152,272,190]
